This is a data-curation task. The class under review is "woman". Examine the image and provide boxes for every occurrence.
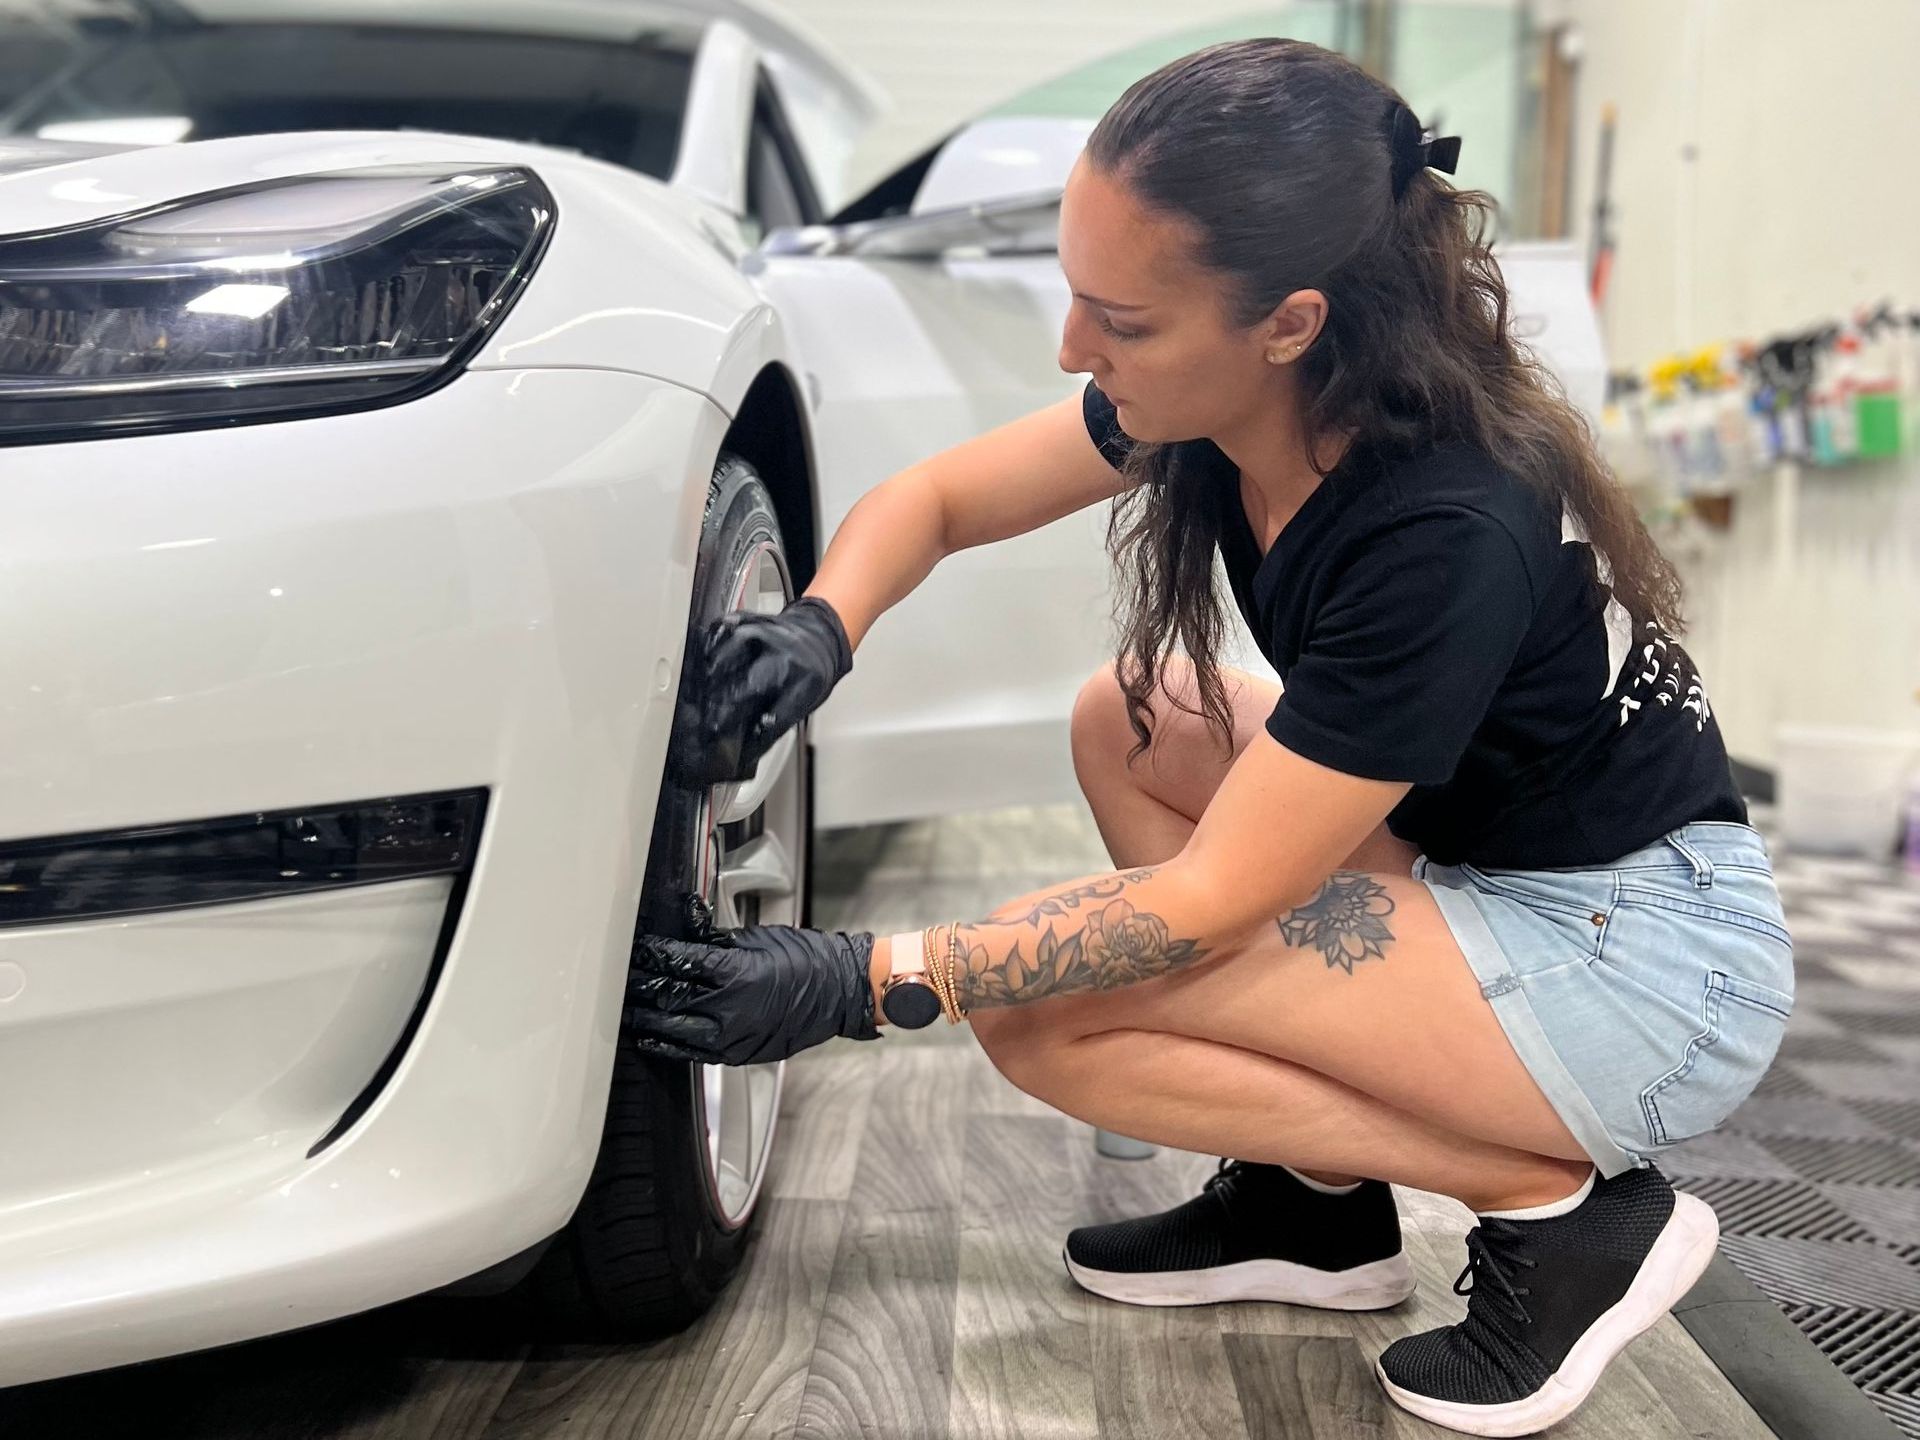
[627,38,1793,1438]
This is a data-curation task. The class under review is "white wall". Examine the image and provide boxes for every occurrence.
[1556,0,1920,367]
[1544,0,1920,766]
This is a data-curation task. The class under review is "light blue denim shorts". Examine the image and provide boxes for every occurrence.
[1414,822,1795,1178]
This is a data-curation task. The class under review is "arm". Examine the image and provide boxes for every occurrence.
[868,732,1412,1018]
[802,391,1137,651]
[685,392,1135,786]
[865,506,1543,1015]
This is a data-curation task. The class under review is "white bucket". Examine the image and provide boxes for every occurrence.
[1775,725,1920,857]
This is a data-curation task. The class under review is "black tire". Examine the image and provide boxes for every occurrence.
[530,454,809,1336]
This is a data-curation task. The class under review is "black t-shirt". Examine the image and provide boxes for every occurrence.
[1083,379,1747,868]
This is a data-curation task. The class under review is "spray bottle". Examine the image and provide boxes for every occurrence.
[1907,688,1920,877]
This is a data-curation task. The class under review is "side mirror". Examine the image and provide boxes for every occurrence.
[755,189,1059,261]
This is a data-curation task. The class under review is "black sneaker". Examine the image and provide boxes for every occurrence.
[1062,1158,1415,1309]
[1376,1166,1719,1437]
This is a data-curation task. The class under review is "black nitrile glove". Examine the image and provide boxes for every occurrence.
[626,910,881,1066]
[673,595,853,788]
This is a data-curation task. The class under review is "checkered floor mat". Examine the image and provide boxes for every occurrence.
[1670,810,1920,1435]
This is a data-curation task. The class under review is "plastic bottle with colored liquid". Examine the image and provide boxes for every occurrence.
[1831,333,1862,461]
[1905,769,1920,877]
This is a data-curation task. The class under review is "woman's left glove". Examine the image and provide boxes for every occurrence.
[627,916,881,1066]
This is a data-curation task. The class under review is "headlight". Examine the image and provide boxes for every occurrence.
[0,164,554,443]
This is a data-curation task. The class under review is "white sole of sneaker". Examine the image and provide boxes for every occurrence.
[1062,1247,1417,1310]
[1374,1191,1721,1438]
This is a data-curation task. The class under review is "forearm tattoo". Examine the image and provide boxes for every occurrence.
[1275,872,1397,973]
[951,866,1211,1010]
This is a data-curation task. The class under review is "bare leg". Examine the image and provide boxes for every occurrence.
[1068,675,1417,1188]
[971,658,1596,1212]
[1007,1023,1591,1214]
[972,868,1593,1212]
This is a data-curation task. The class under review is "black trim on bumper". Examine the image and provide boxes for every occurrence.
[307,796,487,1156]
[0,790,487,929]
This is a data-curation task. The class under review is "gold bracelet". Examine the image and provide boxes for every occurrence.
[923,922,961,1024]
[921,925,955,1025]
[944,921,969,1023]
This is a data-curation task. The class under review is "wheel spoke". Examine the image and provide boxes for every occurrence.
[712,829,795,929]
[713,724,796,826]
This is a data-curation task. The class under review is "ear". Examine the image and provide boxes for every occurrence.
[1256,289,1330,364]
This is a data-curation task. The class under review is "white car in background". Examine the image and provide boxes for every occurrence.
[0,0,1607,1385]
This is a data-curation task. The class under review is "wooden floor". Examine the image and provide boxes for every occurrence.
[0,804,1775,1439]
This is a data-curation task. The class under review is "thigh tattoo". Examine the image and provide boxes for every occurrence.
[1276,872,1397,974]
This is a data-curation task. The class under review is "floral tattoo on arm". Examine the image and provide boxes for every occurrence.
[1276,872,1397,973]
[937,866,1397,1013]
[950,866,1211,1009]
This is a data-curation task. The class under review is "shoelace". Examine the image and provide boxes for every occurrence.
[1202,1157,1250,1206]
[1453,1217,1539,1330]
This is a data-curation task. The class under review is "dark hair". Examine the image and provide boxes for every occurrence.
[1088,38,1683,763]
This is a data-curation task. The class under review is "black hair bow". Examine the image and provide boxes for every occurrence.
[1387,103,1462,198]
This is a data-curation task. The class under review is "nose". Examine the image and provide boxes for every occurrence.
[1058,303,1099,376]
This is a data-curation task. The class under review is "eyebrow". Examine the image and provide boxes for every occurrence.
[1073,291,1150,312]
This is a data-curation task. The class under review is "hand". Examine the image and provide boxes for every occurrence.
[626,908,881,1066]
[673,596,852,788]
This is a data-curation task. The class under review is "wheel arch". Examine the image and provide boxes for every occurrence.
[718,363,820,594]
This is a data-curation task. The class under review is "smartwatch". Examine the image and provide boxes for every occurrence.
[880,930,942,1029]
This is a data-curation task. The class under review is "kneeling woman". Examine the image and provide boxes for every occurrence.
[629,37,1792,1438]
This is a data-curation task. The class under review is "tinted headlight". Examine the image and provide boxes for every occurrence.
[0,164,554,443]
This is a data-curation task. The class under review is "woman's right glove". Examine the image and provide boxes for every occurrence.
[672,595,853,787]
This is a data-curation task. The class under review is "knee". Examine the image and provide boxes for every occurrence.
[970,1007,1060,1095]
[1069,660,1129,783]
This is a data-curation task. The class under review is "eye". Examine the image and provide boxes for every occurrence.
[1097,313,1144,341]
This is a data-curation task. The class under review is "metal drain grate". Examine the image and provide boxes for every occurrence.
[1680,1177,1877,1242]
[1719,1236,1920,1310]
[1845,1100,1920,1143]
[1781,1305,1920,1393]
[1751,1063,1821,1099]
[1828,1009,1920,1037]
[1875,1389,1920,1438]
[1777,1032,1892,1063]
[1729,829,1920,1437]
[1759,1137,1920,1188]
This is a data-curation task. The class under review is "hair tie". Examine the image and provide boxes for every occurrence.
[1387,103,1462,199]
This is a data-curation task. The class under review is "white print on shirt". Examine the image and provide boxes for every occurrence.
[1561,510,1714,734]
[1560,509,1634,698]
[1618,622,1714,732]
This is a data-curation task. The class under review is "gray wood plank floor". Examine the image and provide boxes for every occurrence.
[0,803,1774,1439]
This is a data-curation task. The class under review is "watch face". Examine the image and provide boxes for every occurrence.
[882,978,942,1028]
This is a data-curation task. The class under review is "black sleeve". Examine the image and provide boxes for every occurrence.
[1264,507,1538,784]
[1082,378,1135,470]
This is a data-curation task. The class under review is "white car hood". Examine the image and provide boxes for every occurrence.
[0,129,665,235]
[0,130,778,401]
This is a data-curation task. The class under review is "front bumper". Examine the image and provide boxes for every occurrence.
[0,366,726,1385]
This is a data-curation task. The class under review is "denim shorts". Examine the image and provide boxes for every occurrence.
[1414,822,1795,1178]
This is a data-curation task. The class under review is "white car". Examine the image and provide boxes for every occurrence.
[0,0,1607,1386]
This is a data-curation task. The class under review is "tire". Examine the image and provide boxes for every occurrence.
[530,454,810,1336]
